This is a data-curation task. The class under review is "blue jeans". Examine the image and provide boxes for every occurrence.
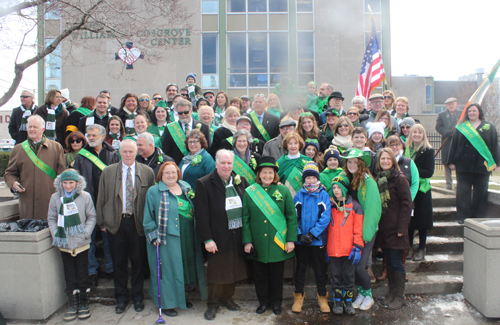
[383,248,405,273]
[88,226,113,275]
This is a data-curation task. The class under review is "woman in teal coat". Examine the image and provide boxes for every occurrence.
[143,162,208,317]
[277,132,312,197]
[242,156,298,315]
[179,129,215,190]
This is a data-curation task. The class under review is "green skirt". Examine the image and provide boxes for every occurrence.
[179,214,197,284]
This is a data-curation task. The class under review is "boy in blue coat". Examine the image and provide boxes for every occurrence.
[292,162,331,313]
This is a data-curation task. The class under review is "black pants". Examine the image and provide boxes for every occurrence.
[383,248,404,272]
[355,235,376,290]
[252,260,285,308]
[330,256,355,291]
[207,283,236,308]
[456,172,490,221]
[294,245,328,296]
[61,250,90,295]
[107,217,146,303]
[409,229,428,250]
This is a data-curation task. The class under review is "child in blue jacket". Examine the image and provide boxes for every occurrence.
[292,162,331,314]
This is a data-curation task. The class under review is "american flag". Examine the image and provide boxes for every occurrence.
[356,18,386,100]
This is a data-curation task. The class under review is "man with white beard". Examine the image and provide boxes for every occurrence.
[74,124,119,287]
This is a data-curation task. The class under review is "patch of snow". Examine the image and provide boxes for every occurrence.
[422,293,466,315]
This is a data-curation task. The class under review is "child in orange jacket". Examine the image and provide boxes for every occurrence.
[327,173,364,315]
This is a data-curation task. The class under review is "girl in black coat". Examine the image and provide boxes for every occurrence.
[404,124,435,262]
[448,103,500,223]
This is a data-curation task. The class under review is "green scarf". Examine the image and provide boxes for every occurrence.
[28,135,46,155]
[73,106,92,116]
[109,132,120,140]
[45,103,63,140]
[123,107,136,135]
[352,119,361,128]
[19,105,35,132]
[377,168,393,214]
[268,108,281,117]
[53,193,85,248]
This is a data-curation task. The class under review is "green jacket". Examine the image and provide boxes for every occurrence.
[357,174,382,242]
[143,180,207,308]
[319,167,344,197]
[147,124,166,141]
[242,183,298,263]
[306,93,320,113]
[277,154,311,183]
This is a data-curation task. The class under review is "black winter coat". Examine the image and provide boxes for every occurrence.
[410,147,435,230]
[34,104,69,149]
[73,142,119,204]
[375,169,412,250]
[136,148,174,178]
[246,111,280,142]
[435,109,461,165]
[448,120,500,175]
[209,126,233,158]
[8,104,37,144]
[195,170,249,284]
[78,111,112,134]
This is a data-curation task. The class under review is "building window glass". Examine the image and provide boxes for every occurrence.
[44,38,61,92]
[202,0,218,13]
[426,84,432,105]
[227,0,245,12]
[248,0,266,12]
[269,0,288,12]
[364,0,381,13]
[270,32,288,86]
[297,0,313,12]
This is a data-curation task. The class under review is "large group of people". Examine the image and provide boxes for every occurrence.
[5,77,500,321]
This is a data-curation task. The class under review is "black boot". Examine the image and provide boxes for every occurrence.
[332,289,343,315]
[78,288,91,319]
[381,266,395,306]
[64,290,79,322]
[343,290,355,315]
[388,271,406,310]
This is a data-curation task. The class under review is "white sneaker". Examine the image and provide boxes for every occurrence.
[359,296,374,311]
[352,294,364,309]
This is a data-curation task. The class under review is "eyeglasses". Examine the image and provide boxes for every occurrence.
[69,139,83,144]
[384,96,392,99]
[140,98,149,102]
[177,110,190,115]
[20,95,32,98]
[187,140,200,145]
[347,112,358,116]
[379,117,389,121]
[401,125,412,129]
[153,97,162,100]
[388,143,400,148]
[338,124,349,128]
[182,93,189,97]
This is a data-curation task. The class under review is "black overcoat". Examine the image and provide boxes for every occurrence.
[195,170,249,284]
[410,147,435,230]
[435,109,461,165]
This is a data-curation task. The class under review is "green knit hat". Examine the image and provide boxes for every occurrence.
[155,100,167,109]
[332,172,350,197]
[60,169,79,182]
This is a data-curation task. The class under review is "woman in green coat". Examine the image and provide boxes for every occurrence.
[344,148,382,310]
[122,112,162,148]
[179,129,215,190]
[277,132,312,197]
[143,162,208,317]
[242,156,298,316]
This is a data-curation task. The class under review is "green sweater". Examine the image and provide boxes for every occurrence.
[277,154,311,183]
[356,174,382,242]
[319,167,344,197]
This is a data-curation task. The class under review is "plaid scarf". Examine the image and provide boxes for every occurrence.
[377,168,394,214]
[157,190,169,245]
[53,193,85,248]
[19,105,35,132]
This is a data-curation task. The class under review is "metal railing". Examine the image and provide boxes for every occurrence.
[427,132,443,170]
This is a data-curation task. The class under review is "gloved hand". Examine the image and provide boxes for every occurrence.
[300,232,314,246]
[348,246,362,265]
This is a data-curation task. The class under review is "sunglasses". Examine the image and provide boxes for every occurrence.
[182,94,189,97]
[205,95,214,99]
[401,125,412,129]
[20,95,32,98]
[178,110,190,115]
[384,96,392,99]
[153,97,162,100]
[347,112,358,116]
[338,124,349,128]
[69,139,83,144]
[140,98,149,102]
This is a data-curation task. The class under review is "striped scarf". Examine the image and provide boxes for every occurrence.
[19,105,34,132]
[53,193,85,248]
[157,190,169,245]
[45,103,63,140]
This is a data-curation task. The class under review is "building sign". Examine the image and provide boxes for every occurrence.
[114,42,144,69]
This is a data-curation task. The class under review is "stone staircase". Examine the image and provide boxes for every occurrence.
[91,187,464,300]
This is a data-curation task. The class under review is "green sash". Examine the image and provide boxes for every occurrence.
[419,178,431,194]
[73,106,92,116]
[287,167,303,192]
[233,155,256,184]
[245,184,287,250]
[226,136,233,146]
[22,140,57,179]
[250,111,271,141]
[78,148,107,171]
[167,122,189,155]
[456,121,497,171]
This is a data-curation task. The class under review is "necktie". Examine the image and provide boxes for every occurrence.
[184,123,190,134]
[126,167,133,214]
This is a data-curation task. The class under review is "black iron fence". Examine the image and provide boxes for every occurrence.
[427,132,443,169]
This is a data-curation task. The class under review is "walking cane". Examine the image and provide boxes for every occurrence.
[156,244,165,324]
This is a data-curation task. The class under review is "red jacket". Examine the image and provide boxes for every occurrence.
[327,195,364,257]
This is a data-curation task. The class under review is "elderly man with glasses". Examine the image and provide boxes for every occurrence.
[9,90,38,145]
[361,94,400,134]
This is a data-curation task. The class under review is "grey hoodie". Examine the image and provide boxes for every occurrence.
[47,174,96,250]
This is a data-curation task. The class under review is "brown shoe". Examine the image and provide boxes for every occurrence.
[291,292,305,313]
[376,256,387,281]
[366,266,376,283]
[317,292,330,313]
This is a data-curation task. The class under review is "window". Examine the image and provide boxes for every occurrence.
[270,32,288,85]
[202,0,218,13]
[297,32,314,86]
[44,38,61,92]
[203,34,217,74]
[364,0,381,13]
[227,0,245,12]
[297,0,313,12]
[426,84,432,105]
[269,0,287,12]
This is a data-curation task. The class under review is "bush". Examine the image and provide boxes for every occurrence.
[0,152,10,176]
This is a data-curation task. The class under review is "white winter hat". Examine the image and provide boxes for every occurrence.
[60,88,70,100]
[367,122,385,139]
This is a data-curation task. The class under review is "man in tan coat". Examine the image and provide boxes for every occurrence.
[5,115,65,220]
[96,139,155,314]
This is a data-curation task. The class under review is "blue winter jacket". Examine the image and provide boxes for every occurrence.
[293,187,331,246]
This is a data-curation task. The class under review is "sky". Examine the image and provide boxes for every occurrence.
[390,0,500,80]
[1,0,500,109]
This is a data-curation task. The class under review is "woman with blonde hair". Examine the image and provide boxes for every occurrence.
[383,90,396,113]
[277,132,312,197]
[297,112,328,152]
[346,106,361,127]
[404,124,434,262]
[138,94,154,114]
[375,110,397,138]
[394,97,410,124]
[266,93,283,118]
[209,106,240,157]
[331,116,354,154]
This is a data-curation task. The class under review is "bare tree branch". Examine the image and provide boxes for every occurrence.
[0,0,50,18]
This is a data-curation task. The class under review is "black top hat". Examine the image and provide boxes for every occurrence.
[256,156,279,172]
[328,91,344,101]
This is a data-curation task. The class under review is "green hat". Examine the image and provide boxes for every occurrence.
[60,169,79,182]
[332,172,350,197]
[155,100,167,109]
[345,148,371,167]
[256,156,279,172]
